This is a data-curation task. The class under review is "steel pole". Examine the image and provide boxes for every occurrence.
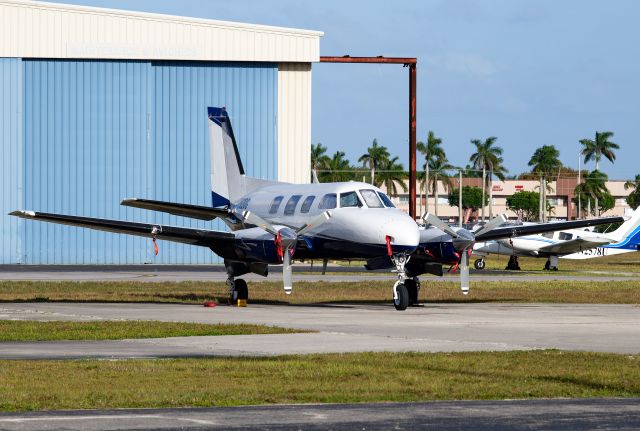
[409,63,417,219]
[459,170,463,227]
[577,152,581,219]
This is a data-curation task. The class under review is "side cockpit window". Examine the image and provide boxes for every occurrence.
[269,196,284,214]
[318,193,337,210]
[300,196,316,213]
[284,195,302,215]
[359,189,384,208]
[340,191,362,208]
[377,192,395,208]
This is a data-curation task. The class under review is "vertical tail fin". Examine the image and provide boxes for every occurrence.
[208,107,246,207]
[208,107,284,207]
[608,207,640,243]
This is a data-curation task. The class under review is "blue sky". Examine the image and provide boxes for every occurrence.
[51,0,640,179]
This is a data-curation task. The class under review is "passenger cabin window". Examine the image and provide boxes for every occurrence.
[340,191,362,208]
[284,195,302,215]
[377,192,395,208]
[359,189,384,208]
[300,196,315,213]
[559,232,573,241]
[318,193,337,210]
[269,196,284,214]
[542,232,554,239]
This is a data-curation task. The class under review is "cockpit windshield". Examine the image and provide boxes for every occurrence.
[377,192,395,208]
[359,189,384,208]
[340,191,362,208]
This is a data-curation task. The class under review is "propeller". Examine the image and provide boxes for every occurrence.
[423,213,507,295]
[236,210,332,294]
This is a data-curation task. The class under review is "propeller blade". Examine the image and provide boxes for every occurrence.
[283,250,293,295]
[297,211,332,236]
[423,213,459,238]
[474,214,508,238]
[239,210,279,236]
[460,249,470,295]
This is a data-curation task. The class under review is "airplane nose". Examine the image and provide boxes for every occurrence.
[384,213,420,253]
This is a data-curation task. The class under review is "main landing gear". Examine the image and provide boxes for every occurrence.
[474,258,486,270]
[505,255,521,270]
[544,256,559,271]
[391,254,420,311]
[227,277,249,304]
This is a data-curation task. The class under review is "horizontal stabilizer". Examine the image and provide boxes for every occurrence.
[9,210,235,247]
[121,198,229,221]
[475,216,625,242]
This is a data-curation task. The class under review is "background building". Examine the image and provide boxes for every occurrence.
[391,178,633,221]
[0,0,321,264]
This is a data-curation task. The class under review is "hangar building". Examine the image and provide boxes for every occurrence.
[0,0,322,264]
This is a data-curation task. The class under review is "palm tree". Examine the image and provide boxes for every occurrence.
[528,145,562,222]
[580,131,619,216]
[426,158,457,217]
[358,139,390,186]
[311,143,329,182]
[574,170,609,216]
[321,151,353,183]
[417,131,445,214]
[624,174,640,210]
[469,137,506,220]
[375,156,408,197]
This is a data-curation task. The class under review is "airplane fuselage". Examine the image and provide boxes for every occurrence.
[223,181,420,262]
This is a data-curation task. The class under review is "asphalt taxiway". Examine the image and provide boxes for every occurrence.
[1,301,638,358]
[0,399,638,431]
[0,264,636,282]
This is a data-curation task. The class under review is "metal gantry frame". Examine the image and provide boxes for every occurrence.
[319,56,418,219]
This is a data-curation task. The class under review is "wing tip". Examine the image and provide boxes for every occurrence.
[9,210,36,218]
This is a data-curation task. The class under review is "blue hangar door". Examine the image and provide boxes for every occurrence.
[4,59,277,264]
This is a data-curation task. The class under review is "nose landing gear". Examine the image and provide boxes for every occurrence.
[474,258,486,270]
[391,254,419,311]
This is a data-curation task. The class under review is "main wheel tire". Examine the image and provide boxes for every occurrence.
[474,259,486,270]
[393,283,409,311]
[404,279,419,306]
[234,279,249,301]
[544,260,550,271]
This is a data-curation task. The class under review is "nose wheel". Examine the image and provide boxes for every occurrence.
[474,258,485,270]
[393,281,409,311]
[391,254,417,311]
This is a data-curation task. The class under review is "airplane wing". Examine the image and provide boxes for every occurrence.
[9,210,235,247]
[121,198,229,221]
[537,237,612,255]
[474,217,624,242]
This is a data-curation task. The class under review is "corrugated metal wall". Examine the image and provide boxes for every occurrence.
[1,59,277,264]
[0,58,23,264]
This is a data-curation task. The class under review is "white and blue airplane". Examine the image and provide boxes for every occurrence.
[472,207,640,270]
[10,107,622,310]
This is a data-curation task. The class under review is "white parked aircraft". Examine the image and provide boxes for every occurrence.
[473,207,640,270]
[10,107,622,310]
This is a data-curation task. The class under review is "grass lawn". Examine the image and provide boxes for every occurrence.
[0,320,304,342]
[0,351,638,411]
[1,279,639,304]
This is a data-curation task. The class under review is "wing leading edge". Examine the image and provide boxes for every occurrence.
[537,237,612,255]
[475,217,625,242]
[9,210,235,248]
